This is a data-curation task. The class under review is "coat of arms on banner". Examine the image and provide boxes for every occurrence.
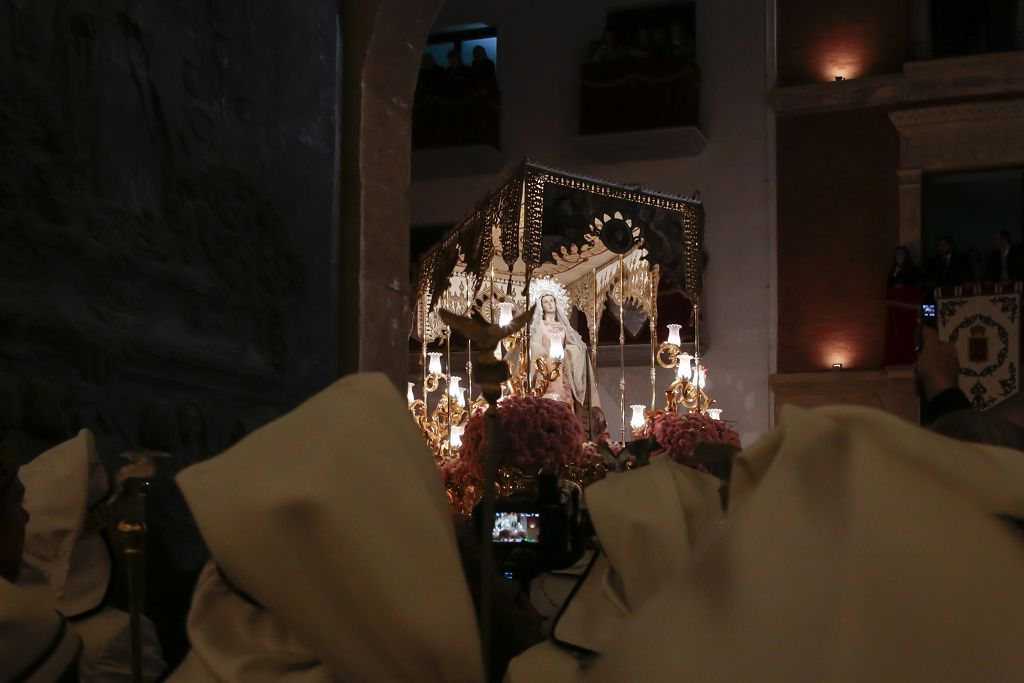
[937,293,1020,409]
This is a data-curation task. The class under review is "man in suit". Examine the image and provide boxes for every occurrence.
[926,234,971,288]
[985,230,1022,283]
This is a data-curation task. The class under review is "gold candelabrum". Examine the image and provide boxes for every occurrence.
[530,356,563,397]
[666,369,715,414]
[655,322,716,416]
[408,359,486,462]
[409,303,573,462]
[496,326,565,400]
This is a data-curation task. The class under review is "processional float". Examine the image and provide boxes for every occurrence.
[408,159,718,463]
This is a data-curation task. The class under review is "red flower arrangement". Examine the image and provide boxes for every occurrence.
[457,396,585,480]
[650,411,741,470]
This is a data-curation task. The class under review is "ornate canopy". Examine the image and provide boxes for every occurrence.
[412,159,704,343]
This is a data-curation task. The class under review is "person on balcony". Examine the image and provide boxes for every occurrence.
[444,49,471,84]
[589,29,626,63]
[470,45,496,83]
[626,28,654,61]
[925,234,971,288]
[887,245,921,289]
[985,230,1023,284]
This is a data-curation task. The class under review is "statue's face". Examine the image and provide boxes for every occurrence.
[541,295,556,315]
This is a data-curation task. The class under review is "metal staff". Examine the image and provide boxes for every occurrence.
[619,255,626,442]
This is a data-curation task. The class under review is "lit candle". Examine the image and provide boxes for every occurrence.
[448,375,463,401]
[630,404,646,430]
[676,352,693,381]
[450,424,463,448]
[407,382,415,404]
[498,301,514,327]
[707,408,723,420]
[427,352,443,376]
[549,332,565,361]
[666,323,682,347]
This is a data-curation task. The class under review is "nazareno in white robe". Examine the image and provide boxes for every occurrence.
[591,405,1024,682]
[167,373,483,682]
[17,429,165,682]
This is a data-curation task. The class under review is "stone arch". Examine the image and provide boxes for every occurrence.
[339,0,445,385]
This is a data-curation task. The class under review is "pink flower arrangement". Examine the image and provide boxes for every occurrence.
[650,411,741,468]
[595,432,625,454]
[458,396,585,480]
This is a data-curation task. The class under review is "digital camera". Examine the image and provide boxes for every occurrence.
[475,472,589,583]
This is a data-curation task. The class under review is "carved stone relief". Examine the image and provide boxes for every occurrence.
[0,0,339,475]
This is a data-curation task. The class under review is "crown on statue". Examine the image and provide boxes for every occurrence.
[528,276,572,319]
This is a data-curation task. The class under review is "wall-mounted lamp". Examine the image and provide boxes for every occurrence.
[834,75,846,82]
[832,362,843,370]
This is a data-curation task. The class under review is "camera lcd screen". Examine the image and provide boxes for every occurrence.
[492,512,541,543]
[922,303,936,319]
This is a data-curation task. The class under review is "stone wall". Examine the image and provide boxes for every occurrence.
[0,0,340,467]
[776,107,900,373]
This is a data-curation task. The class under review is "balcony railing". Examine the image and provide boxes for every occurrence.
[579,55,699,136]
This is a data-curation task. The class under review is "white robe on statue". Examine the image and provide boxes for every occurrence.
[591,405,1024,682]
[167,372,483,682]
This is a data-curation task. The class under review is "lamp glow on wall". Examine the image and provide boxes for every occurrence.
[813,30,872,82]
[821,341,853,371]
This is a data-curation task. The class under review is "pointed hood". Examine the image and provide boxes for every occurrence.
[174,373,483,682]
[593,405,1024,682]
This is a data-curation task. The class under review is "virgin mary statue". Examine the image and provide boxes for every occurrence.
[528,278,605,435]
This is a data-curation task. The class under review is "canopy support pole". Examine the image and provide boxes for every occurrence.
[618,255,626,442]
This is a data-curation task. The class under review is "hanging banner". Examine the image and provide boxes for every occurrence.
[937,286,1021,409]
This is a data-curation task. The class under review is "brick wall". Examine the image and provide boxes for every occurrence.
[776,107,900,372]
[778,0,910,85]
